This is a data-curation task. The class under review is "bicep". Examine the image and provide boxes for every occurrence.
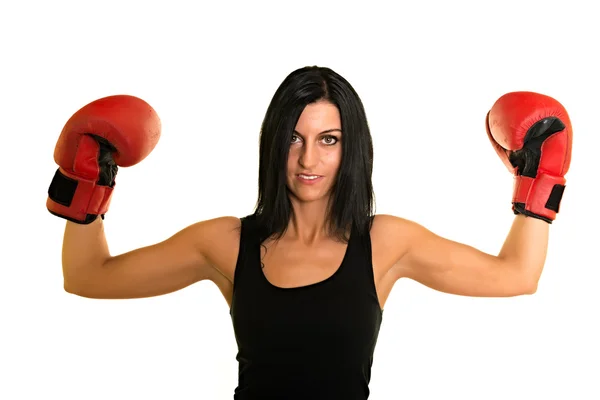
[395,221,529,297]
[70,217,240,299]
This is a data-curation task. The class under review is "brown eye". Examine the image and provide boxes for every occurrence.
[322,136,338,145]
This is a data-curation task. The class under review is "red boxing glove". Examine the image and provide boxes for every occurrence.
[485,91,572,223]
[47,95,161,224]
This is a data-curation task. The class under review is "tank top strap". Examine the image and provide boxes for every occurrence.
[345,216,375,276]
[232,215,264,290]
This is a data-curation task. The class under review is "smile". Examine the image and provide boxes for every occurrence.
[296,174,324,184]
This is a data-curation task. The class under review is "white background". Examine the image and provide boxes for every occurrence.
[2,0,599,399]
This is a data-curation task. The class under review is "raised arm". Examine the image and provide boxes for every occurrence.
[61,216,240,299]
[47,95,238,299]
[383,214,547,297]
[385,91,572,297]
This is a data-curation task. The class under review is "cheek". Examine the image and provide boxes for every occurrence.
[325,148,342,169]
[287,150,299,171]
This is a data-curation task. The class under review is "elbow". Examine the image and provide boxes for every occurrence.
[63,279,85,297]
[63,274,117,299]
[523,281,538,295]
[502,268,540,296]
[62,262,105,298]
[519,272,540,295]
[63,274,76,294]
[64,283,99,299]
[63,276,94,298]
[505,260,541,296]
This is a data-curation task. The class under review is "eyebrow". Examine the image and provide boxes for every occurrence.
[293,128,342,136]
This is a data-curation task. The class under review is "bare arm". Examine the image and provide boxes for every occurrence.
[384,214,548,297]
[62,216,240,299]
[62,218,110,290]
[496,215,549,292]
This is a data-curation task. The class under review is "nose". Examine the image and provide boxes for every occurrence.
[299,142,318,169]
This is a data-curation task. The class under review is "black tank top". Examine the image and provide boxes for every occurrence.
[229,215,383,399]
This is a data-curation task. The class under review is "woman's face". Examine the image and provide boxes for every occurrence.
[286,100,343,204]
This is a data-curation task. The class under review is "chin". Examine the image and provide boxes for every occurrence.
[287,187,332,204]
[295,194,328,204]
[287,175,332,203]
[287,177,335,203]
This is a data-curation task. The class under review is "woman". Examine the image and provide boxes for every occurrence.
[47,66,572,399]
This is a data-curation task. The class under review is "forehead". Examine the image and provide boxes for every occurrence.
[295,101,341,134]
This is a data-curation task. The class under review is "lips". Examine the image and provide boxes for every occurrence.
[296,174,324,184]
[297,174,321,178]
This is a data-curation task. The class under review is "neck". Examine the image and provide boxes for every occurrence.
[287,197,332,245]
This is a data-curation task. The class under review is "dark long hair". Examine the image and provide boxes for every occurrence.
[251,66,375,243]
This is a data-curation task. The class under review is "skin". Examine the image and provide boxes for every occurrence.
[62,100,549,311]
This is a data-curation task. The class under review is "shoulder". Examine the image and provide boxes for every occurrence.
[191,215,242,242]
[192,216,242,283]
[369,214,426,271]
[370,213,422,239]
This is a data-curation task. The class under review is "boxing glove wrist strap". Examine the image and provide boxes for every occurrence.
[512,173,566,223]
[47,168,114,224]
